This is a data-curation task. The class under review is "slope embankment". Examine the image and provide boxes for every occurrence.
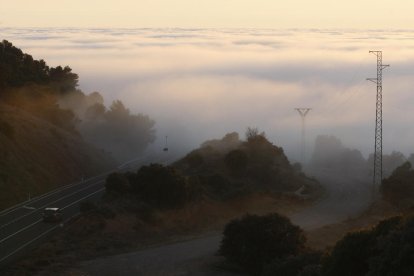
[0,103,116,210]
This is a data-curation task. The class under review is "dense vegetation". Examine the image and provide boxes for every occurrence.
[101,129,321,217]
[381,161,414,208]
[173,129,320,199]
[219,213,313,275]
[0,40,157,209]
[0,40,156,162]
[220,213,414,276]
[323,216,414,276]
[105,164,199,209]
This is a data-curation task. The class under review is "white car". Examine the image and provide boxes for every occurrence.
[42,207,63,222]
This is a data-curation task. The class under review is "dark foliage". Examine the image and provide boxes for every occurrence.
[132,164,196,209]
[381,162,414,208]
[262,251,323,276]
[0,40,80,132]
[225,149,248,176]
[322,216,414,276]
[196,173,249,200]
[175,130,312,197]
[185,151,205,169]
[104,164,198,209]
[0,40,78,93]
[219,213,306,275]
[105,172,130,194]
[322,230,374,276]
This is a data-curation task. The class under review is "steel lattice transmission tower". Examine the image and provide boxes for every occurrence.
[295,108,312,164]
[367,51,389,199]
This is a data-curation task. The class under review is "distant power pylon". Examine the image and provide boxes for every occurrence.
[367,51,389,200]
[295,108,312,165]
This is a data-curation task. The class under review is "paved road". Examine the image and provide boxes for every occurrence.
[0,173,108,267]
[0,152,174,268]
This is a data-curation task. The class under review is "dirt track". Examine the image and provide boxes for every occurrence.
[291,169,371,229]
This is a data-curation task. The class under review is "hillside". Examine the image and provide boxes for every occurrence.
[0,103,116,210]
[174,131,320,199]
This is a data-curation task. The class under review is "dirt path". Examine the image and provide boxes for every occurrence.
[291,169,371,230]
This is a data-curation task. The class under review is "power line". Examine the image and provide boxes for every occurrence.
[367,50,389,200]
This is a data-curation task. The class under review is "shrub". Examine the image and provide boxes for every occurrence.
[105,172,130,194]
[219,213,306,275]
[322,216,414,276]
[262,251,322,276]
[381,162,414,208]
[132,164,196,209]
[322,230,374,276]
[185,151,204,169]
[225,149,248,176]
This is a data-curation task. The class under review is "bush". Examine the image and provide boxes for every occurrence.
[225,149,248,176]
[381,162,414,208]
[185,151,204,169]
[322,216,414,276]
[263,251,322,276]
[219,213,306,275]
[132,164,196,209]
[322,230,374,276]
[105,172,130,194]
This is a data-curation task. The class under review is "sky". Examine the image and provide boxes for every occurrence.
[1,0,414,29]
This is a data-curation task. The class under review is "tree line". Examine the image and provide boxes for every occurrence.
[0,40,155,161]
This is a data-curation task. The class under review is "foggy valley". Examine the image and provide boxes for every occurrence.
[4,28,414,161]
[2,26,414,276]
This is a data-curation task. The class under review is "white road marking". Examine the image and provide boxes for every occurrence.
[0,179,104,231]
[0,188,106,264]
[0,219,42,244]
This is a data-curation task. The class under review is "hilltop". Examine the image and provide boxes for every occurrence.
[174,130,320,199]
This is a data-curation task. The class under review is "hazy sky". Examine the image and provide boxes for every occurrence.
[1,0,413,28]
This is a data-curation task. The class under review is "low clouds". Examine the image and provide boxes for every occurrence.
[2,28,414,161]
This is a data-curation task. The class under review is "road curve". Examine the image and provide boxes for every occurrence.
[81,235,239,276]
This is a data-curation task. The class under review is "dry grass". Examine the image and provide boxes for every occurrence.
[305,200,402,250]
[0,103,115,210]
